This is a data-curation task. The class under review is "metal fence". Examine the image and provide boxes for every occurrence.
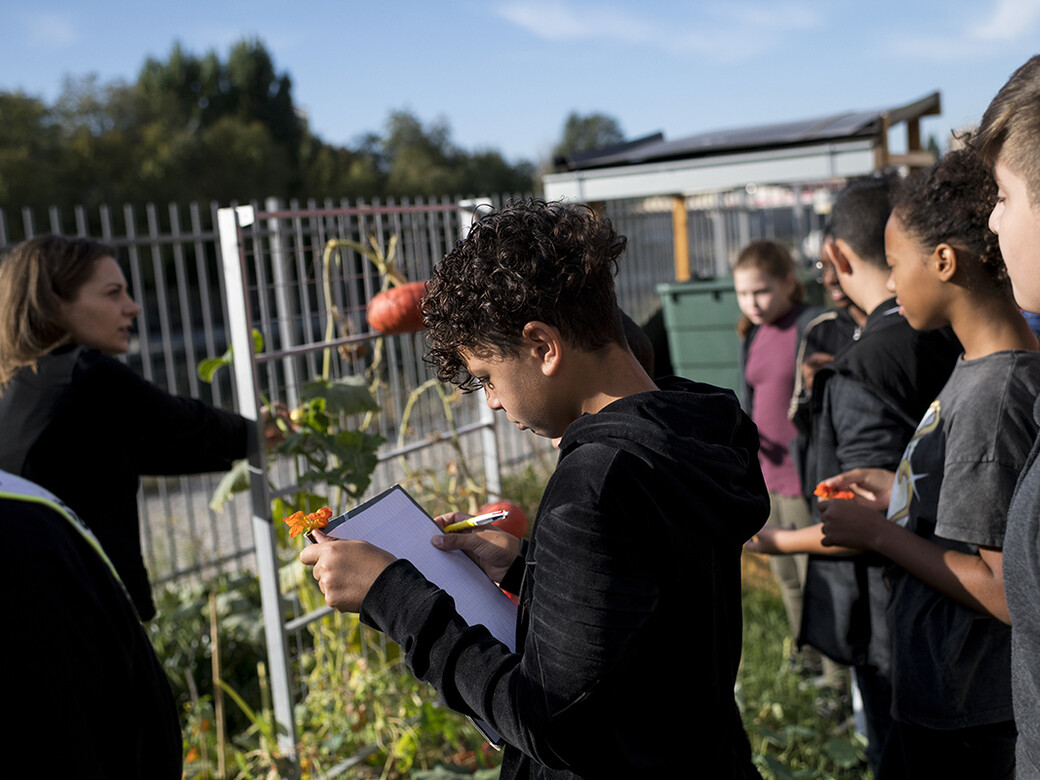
[0,185,834,771]
[0,185,835,588]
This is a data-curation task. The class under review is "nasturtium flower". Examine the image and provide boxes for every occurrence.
[813,483,855,501]
[284,506,333,537]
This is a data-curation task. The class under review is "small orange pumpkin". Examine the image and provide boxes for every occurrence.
[366,280,427,335]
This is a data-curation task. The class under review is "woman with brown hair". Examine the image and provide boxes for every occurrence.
[0,235,255,620]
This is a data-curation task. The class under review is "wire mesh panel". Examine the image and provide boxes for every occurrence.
[0,188,834,595]
[217,199,514,766]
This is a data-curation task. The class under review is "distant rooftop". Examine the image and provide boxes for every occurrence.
[552,91,941,173]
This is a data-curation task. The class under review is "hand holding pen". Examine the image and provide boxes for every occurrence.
[442,508,510,533]
[432,511,521,583]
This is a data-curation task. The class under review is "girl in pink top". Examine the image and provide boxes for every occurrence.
[734,241,834,684]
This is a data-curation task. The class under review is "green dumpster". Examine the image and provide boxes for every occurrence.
[657,272,824,395]
[657,277,742,395]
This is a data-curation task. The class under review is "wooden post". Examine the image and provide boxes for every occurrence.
[907,117,921,154]
[210,591,226,778]
[672,194,690,282]
[874,112,891,170]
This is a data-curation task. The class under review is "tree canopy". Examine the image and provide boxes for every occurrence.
[0,38,536,215]
[552,111,625,161]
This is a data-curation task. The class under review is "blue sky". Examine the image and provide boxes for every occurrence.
[2,1,1039,165]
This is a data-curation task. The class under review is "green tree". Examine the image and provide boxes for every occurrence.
[0,92,62,210]
[134,38,303,200]
[458,149,535,197]
[51,75,149,212]
[553,111,625,159]
[300,138,382,201]
[0,37,537,215]
[382,110,461,196]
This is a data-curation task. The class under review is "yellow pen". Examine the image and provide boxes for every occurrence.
[442,509,510,533]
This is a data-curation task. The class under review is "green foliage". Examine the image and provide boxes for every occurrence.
[739,579,871,780]
[147,572,268,746]
[276,382,385,505]
[0,92,62,207]
[499,463,549,519]
[291,580,501,778]
[552,111,625,160]
[0,36,536,219]
[196,328,264,384]
[157,453,876,779]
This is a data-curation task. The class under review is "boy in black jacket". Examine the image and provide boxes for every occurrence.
[301,200,768,779]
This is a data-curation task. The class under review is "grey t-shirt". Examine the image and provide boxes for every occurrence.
[886,350,1040,728]
[1006,392,1040,777]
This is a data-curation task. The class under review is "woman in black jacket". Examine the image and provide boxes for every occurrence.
[0,235,255,619]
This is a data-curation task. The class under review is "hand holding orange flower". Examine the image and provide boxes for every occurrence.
[814,483,855,501]
[284,506,333,538]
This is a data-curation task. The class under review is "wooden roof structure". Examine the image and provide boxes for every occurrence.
[543,91,941,202]
[542,92,941,280]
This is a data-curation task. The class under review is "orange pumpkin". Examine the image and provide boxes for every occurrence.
[477,499,530,539]
[366,280,427,334]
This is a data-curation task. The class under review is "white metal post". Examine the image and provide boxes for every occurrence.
[216,206,299,766]
[457,199,503,498]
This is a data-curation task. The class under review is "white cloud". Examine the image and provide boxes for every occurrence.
[972,0,1040,41]
[494,2,655,43]
[493,0,823,61]
[21,11,79,50]
[885,0,1040,62]
[724,2,822,32]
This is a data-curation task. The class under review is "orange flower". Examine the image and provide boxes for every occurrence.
[284,506,333,537]
[186,746,200,763]
[814,483,855,501]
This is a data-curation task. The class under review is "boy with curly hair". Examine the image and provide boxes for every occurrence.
[302,200,768,779]
[974,54,1040,777]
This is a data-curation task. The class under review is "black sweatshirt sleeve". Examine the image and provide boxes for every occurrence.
[359,475,664,774]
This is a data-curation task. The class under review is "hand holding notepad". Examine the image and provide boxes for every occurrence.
[302,485,517,651]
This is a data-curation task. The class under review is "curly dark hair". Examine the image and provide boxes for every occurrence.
[422,199,627,389]
[891,148,1006,288]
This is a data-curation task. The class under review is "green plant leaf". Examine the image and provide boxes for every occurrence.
[763,754,795,780]
[756,726,786,747]
[209,458,252,511]
[783,724,818,740]
[197,353,231,383]
[822,737,862,769]
[302,376,381,416]
[218,678,282,744]
[196,328,264,383]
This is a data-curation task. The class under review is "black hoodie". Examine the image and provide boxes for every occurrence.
[361,376,768,779]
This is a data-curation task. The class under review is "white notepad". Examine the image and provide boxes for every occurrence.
[322,484,517,651]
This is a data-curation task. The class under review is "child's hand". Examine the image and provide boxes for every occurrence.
[817,468,896,511]
[820,501,887,551]
[300,532,397,613]
[745,526,784,554]
[260,402,296,449]
[801,352,834,392]
[431,513,521,584]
